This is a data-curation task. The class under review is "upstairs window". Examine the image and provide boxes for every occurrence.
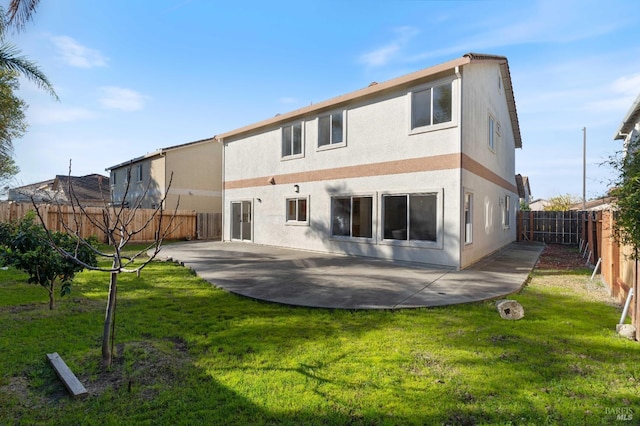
[111,171,117,186]
[282,123,303,158]
[411,82,452,130]
[318,111,345,148]
[489,114,501,152]
[136,164,143,182]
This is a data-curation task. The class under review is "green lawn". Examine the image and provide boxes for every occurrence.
[0,245,638,425]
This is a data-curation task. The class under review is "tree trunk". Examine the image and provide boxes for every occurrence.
[102,270,118,368]
[48,281,55,310]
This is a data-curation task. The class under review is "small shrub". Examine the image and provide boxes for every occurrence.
[0,211,97,309]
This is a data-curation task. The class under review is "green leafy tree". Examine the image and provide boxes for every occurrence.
[543,193,580,211]
[0,68,26,183]
[0,211,97,309]
[6,0,40,31]
[609,139,640,254]
[0,1,57,99]
[0,0,55,187]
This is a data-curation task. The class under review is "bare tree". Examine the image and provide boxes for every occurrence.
[31,162,180,368]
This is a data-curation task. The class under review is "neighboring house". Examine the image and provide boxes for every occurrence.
[515,174,531,208]
[528,199,548,211]
[614,92,640,153]
[8,174,110,207]
[217,53,522,269]
[569,197,615,211]
[106,137,222,214]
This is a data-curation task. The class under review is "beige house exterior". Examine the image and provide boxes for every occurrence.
[106,137,222,214]
[217,53,523,269]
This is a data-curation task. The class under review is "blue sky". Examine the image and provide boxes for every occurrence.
[8,0,640,200]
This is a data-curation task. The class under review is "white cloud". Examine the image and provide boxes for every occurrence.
[611,73,640,94]
[408,2,626,64]
[50,35,108,68]
[98,86,148,111]
[359,26,419,67]
[28,105,98,125]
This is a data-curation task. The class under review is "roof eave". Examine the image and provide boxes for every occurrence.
[215,53,523,150]
[614,93,640,140]
[464,53,522,149]
[216,55,472,142]
[105,137,216,171]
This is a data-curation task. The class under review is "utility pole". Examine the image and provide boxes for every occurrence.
[582,127,586,210]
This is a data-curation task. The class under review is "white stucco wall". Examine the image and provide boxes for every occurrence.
[459,63,518,268]
[222,60,519,269]
[223,71,464,267]
[225,168,460,267]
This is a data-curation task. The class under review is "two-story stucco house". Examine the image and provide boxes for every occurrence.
[106,137,222,214]
[217,53,522,269]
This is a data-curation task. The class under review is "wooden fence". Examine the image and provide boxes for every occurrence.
[0,202,198,242]
[517,210,591,245]
[197,213,222,240]
[599,210,638,339]
[518,209,637,340]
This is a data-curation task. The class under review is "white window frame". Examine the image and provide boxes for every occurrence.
[408,77,457,135]
[379,188,443,249]
[330,194,375,241]
[317,110,347,151]
[464,191,473,245]
[502,195,511,229]
[281,121,305,160]
[488,112,500,153]
[285,196,309,226]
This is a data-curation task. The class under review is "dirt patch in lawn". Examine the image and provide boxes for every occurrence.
[532,244,620,306]
[535,244,589,270]
[1,339,191,411]
[81,338,191,399]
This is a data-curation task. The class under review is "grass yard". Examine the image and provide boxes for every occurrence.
[0,244,638,425]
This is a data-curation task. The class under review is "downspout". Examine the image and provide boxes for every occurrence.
[161,151,168,210]
[455,65,463,270]
[218,136,225,242]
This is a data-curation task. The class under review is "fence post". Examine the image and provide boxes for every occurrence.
[529,210,534,241]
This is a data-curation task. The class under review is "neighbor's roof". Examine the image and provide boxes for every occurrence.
[54,174,110,201]
[106,136,216,171]
[614,93,640,140]
[216,53,522,149]
[515,174,531,198]
[8,174,109,204]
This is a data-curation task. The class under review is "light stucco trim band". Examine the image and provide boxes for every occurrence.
[225,153,517,193]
